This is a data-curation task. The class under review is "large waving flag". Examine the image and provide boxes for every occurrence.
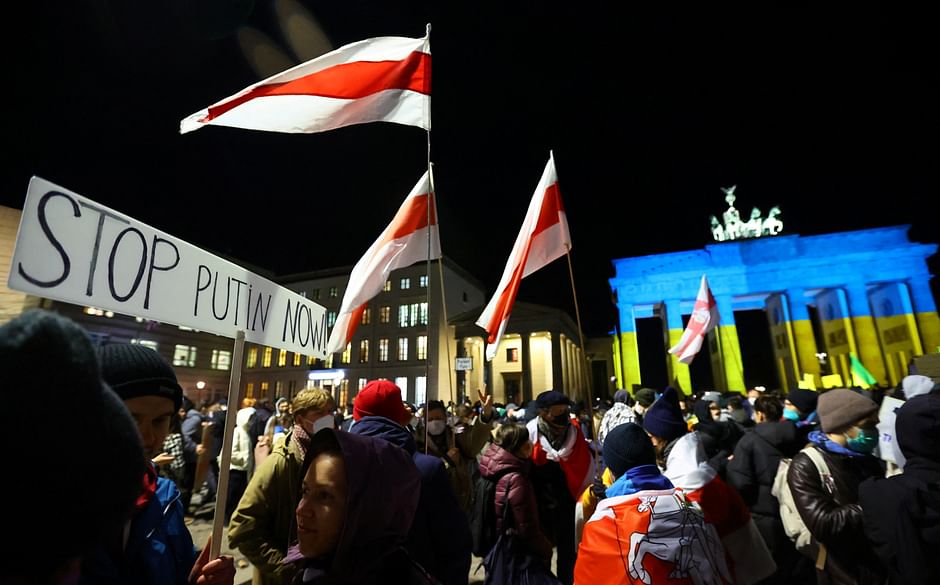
[326,170,440,354]
[476,152,571,361]
[180,32,430,134]
[669,275,720,364]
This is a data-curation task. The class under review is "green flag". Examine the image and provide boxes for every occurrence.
[850,353,877,388]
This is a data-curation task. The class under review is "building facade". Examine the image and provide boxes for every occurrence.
[610,225,939,393]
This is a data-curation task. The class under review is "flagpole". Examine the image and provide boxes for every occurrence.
[565,250,602,481]
[437,260,455,404]
[424,22,433,453]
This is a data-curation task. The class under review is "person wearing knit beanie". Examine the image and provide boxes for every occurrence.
[816,388,879,433]
[785,388,818,420]
[643,387,688,443]
[353,379,409,424]
[94,341,236,584]
[0,309,144,585]
[603,423,657,478]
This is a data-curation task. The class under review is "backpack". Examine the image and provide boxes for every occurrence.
[469,471,510,557]
[771,445,830,556]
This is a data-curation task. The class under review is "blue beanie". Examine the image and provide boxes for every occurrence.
[642,387,688,441]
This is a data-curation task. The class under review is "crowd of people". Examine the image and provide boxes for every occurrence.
[3,307,939,585]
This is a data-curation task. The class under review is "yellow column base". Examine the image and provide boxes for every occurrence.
[850,316,888,386]
[667,328,692,393]
[916,311,940,352]
[791,319,821,387]
[718,324,745,393]
[620,331,642,391]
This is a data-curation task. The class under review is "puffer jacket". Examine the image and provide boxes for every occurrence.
[787,433,886,585]
[478,443,553,564]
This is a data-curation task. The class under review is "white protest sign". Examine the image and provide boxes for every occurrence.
[876,395,906,467]
[8,176,328,358]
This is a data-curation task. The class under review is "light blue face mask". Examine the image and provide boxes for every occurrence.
[782,408,801,422]
[846,426,879,454]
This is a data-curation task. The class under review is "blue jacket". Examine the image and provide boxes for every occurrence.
[352,416,472,585]
[81,475,198,584]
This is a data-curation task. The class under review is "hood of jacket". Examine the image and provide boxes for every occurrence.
[664,431,717,491]
[235,406,255,430]
[479,443,530,479]
[349,415,417,455]
[753,419,801,456]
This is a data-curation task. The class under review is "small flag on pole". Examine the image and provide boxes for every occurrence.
[180,32,431,135]
[850,352,877,389]
[476,152,570,361]
[668,275,720,365]
[325,170,440,355]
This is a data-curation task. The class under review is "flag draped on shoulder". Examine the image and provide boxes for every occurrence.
[476,152,571,361]
[326,170,440,355]
[668,275,720,365]
[180,33,431,134]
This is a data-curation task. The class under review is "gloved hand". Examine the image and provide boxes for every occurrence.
[590,477,606,501]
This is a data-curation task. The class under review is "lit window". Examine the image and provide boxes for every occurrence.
[419,275,429,288]
[400,277,411,290]
[418,302,428,325]
[132,339,159,351]
[398,305,409,327]
[506,347,519,362]
[417,335,428,360]
[247,348,258,368]
[307,354,315,366]
[383,280,392,292]
[293,352,302,367]
[398,338,409,361]
[329,286,338,298]
[246,383,254,398]
[378,338,389,362]
[358,378,368,391]
[379,306,391,324]
[359,340,370,363]
[326,354,335,368]
[211,349,231,371]
[262,347,273,367]
[277,349,287,367]
[328,311,337,327]
[342,343,351,364]
[396,377,409,401]
[275,381,283,395]
[415,376,427,405]
[173,345,196,367]
[260,382,269,398]
[361,307,372,325]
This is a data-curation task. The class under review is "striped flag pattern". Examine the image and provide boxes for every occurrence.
[668,274,720,365]
[180,34,430,134]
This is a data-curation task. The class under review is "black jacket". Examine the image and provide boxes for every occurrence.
[727,420,801,522]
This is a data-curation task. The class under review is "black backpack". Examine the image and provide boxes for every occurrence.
[469,471,511,557]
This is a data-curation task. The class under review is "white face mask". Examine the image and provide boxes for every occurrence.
[310,414,335,435]
[427,419,447,436]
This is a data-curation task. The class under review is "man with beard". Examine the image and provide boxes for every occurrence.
[527,390,593,585]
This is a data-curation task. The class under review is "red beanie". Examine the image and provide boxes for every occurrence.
[354,380,409,423]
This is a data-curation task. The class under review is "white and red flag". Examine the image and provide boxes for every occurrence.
[180,33,430,134]
[668,275,721,364]
[476,152,571,361]
[325,170,440,355]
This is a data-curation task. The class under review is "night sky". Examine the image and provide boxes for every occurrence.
[4,1,936,338]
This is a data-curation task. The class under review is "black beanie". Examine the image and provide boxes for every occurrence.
[603,423,656,477]
[642,387,688,441]
[786,388,819,414]
[896,393,940,462]
[99,342,183,410]
[0,309,144,578]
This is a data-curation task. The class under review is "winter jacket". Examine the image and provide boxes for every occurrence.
[417,415,494,514]
[225,406,255,473]
[787,431,886,585]
[80,475,198,585]
[352,415,471,585]
[228,426,307,585]
[478,443,554,564]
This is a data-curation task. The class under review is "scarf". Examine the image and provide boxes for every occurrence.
[606,464,674,498]
[808,429,866,458]
[537,416,568,450]
[135,462,158,513]
[291,423,312,462]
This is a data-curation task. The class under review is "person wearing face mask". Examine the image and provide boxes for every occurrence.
[416,388,495,516]
[787,388,886,585]
[527,390,593,585]
[783,388,820,443]
[228,388,335,585]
